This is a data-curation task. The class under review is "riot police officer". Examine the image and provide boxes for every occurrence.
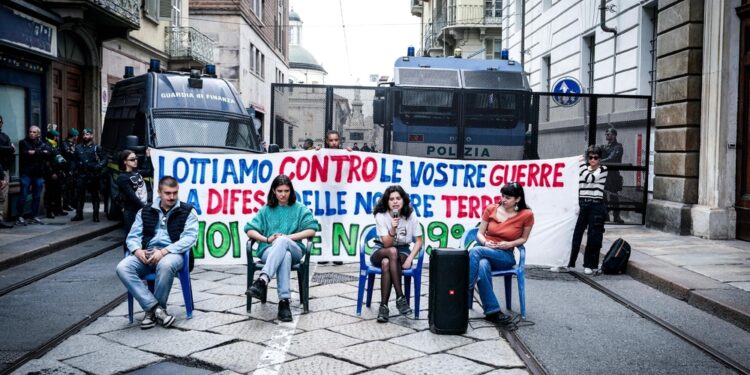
[43,129,67,218]
[60,128,79,212]
[71,128,105,222]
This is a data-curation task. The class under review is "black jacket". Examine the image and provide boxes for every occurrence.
[116,171,148,212]
[72,142,105,178]
[0,130,14,170]
[19,137,52,177]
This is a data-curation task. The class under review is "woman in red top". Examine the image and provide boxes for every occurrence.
[469,182,534,324]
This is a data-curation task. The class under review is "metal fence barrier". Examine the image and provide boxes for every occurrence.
[270,83,652,224]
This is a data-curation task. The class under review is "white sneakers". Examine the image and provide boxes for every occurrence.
[584,268,594,275]
[549,266,569,273]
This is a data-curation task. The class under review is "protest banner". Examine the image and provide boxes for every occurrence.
[151,149,579,266]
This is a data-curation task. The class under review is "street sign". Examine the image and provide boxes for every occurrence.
[552,77,583,107]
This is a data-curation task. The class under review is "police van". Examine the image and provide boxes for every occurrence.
[101,61,263,217]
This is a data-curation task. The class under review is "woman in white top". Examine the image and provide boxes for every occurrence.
[370,185,423,323]
[565,145,608,275]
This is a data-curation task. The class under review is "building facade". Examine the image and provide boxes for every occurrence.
[496,0,744,240]
[413,0,504,58]
[0,0,213,218]
[190,0,290,143]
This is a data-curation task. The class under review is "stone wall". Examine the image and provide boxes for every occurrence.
[646,0,704,234]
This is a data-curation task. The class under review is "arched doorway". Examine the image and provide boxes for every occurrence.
[50,30,89,138]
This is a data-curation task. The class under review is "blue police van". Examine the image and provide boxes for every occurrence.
[387,54,531,160]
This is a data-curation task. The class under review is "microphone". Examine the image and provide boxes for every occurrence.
[391,209,399,218]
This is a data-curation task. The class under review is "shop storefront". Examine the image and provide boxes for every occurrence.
[0,4,58,177]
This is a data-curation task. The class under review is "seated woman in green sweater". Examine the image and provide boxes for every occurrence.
[245,174,319,322]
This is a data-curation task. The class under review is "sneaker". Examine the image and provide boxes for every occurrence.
[376,304,389,323]
[277,299,293,322]
[396,296,413,317]
[140,311,156,329]
[484,311,513,325]
[153,306,175,328]
[333,261,343,265]
[28,217,44,225]
[15,217,27,226]
[549,266,568,273]
[584,267,593,275]
[246,277,268,303]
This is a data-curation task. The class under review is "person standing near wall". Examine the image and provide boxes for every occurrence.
[560,146,609,275]
[60,129,79,212]
[17,126,51,225]
[70,128,106,222]
[600,127,624,224]
[0,115,15,228]
[43,129,67,218]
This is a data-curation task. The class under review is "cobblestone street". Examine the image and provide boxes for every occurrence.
[15,263,527,374]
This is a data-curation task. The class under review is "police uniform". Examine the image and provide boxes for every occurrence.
[71,129,106,221]
[60,129,79,211]
[43,130,67,218]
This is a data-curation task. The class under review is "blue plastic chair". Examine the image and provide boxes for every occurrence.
[125,250,194,323]
[463,227,527,320]
[356,225,425,319]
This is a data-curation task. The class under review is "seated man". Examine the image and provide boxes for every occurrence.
[116,176,198,329]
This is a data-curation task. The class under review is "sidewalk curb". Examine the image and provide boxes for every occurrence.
[601,239,750,332]
[0,222,121,271]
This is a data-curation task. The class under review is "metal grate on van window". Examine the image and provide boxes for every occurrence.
[462,71,524,90]
[396,68,461,88]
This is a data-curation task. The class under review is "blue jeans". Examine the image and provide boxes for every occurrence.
[468,246,516,315]
[116,252,184,312]
[260,236,303,300]
[17,175,44,218]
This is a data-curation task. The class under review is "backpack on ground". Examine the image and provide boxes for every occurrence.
[601,238,631,274]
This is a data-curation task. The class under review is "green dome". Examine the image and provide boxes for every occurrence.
[289,45,326,73]
[289,9,301,22]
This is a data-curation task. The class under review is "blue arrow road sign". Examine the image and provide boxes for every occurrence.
[552,77,583,107]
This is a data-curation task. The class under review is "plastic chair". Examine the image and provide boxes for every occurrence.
[125,250,194,323]
[246,239,312,313]
[356,225,425,319]
[463,227,527,319]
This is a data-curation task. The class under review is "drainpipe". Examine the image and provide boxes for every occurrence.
[600,0,617,35]
[520,0,526,67]
[600,0,617,114]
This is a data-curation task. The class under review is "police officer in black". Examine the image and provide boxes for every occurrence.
[43,129,68,218]
[60,128,79,212]
[71,128,106,222]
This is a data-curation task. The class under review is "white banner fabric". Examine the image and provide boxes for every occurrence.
[150,149,578,266]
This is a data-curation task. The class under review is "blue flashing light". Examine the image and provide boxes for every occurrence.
[500,49,509,60]
[148,59,161,72]
[206,64,216,76]
[123,66,134,78]
[407,46,415,57]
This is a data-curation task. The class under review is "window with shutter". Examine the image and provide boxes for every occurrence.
[144,0,159,22]
[160,0,171,19]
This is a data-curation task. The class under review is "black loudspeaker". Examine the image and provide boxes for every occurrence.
[429,248,469,334]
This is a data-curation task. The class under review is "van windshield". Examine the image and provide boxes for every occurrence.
[152,112,260,151]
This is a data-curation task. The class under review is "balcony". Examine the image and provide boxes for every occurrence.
[166,27,215,66]
[411,0,423,16]
[44,0,140,33]
[447,5,501,27]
